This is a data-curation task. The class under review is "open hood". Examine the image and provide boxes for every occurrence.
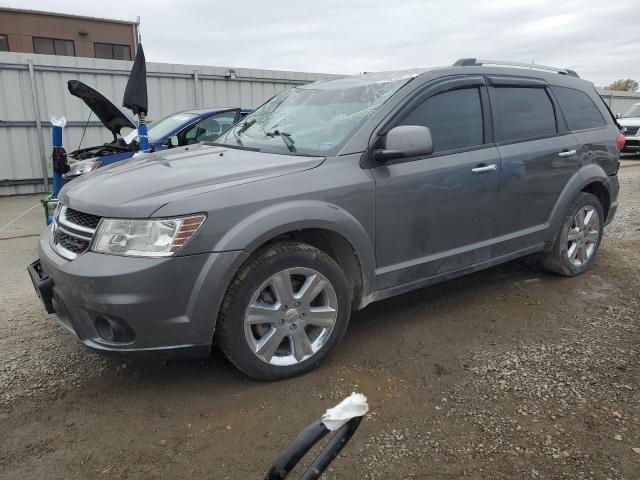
[67,80,136,137]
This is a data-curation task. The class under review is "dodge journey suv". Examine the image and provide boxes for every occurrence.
[29,58,622,380]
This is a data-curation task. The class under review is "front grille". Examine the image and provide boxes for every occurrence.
[55,230,90,255]
[53,206,101,259]
[64,208,102,229]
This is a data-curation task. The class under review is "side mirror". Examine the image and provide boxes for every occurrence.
[374,125,434,162]
[616,113,622,119]
[168,135,179,148]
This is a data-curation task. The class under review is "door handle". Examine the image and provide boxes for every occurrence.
[471,163,497,173]
[558,149,577,157]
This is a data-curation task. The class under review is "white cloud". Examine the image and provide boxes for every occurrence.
[3,0,639,86]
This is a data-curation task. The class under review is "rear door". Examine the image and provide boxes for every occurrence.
[372,77,501,290]
[550,85,616,175]
[488,77,579,255]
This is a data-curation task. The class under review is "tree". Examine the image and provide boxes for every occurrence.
[605,79,638,92]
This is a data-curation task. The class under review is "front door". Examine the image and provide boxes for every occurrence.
[372,78,500,290]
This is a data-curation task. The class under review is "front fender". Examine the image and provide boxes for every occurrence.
[212,200,376,296]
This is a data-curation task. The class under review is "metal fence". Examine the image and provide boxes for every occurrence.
[596,88,640,116]
[0,51,336,195]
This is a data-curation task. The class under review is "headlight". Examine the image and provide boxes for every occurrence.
[66,159,102,177]
[91,215,206,257]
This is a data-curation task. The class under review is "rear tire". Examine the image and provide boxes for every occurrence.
[543,192,604,276]
[215,241,351,380]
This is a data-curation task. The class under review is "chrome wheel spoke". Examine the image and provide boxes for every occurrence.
[269,270,294,305]
[576,209,586,229]
[568,243,579,262]
[295,274,327,305]
[307,306,337,328]
[290,330,314,361]
[245,303,282,325]
[583,208,595,229]
[578,244,588,264]
[255,328,285,362]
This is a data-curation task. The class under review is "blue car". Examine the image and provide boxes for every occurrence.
[65,80,251,178]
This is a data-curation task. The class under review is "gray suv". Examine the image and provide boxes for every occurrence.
[29,59,621,380]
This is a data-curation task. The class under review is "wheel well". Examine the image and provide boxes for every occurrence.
[581,181,610,219]
[256,229,364,310]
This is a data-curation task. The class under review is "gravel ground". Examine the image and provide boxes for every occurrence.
[1,165,639,479]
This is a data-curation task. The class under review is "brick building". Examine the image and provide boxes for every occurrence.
[0,7,139,60]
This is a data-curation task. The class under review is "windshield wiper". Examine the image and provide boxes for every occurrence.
[231,118,256,146]
[265,130,296,152]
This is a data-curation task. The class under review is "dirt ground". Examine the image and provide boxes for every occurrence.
[1,163,640,480]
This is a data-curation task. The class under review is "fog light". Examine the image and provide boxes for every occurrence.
[94,316,134,343]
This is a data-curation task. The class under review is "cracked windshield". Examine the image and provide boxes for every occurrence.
[216,70,425,156]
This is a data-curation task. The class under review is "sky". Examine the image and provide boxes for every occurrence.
[3,0,640,87]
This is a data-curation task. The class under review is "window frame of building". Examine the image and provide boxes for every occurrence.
[94,42,132,60]
[32,37,76,56]
[0,34,8,52]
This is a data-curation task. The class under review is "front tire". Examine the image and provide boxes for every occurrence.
[543,192,604,276]
[216,242,351,380]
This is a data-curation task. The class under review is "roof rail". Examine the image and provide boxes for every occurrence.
[452,58,579,78]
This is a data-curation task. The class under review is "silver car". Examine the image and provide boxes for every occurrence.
[618,103,640,154]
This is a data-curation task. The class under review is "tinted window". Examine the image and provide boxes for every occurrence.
[492,87,556,142]
[94,43,113,59]
[112,44,131,60]
[33,37,75,56]
[33,37,55,55]
[399,88,484,152]
[54,39,75,56]
[95,43,131,60]
[552,86,606,130]
[0,35,8,52]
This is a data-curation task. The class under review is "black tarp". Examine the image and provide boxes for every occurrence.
[122,44,148,115]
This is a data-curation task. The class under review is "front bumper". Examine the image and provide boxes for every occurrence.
[35,230,248,357]
[622,137,639,152]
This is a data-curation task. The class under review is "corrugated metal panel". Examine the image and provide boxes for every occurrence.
[596,88,640,116]
[0,51,338,195]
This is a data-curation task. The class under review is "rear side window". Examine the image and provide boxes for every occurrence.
[399,88,484,153]
[492,87,556,142]
[551,86,606,131]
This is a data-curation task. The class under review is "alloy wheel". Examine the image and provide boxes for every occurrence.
[243,267,338,366]
[566,205,600,267]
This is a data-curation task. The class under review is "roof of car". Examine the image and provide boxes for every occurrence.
[297,61,592,95]
[300,68,441,91]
